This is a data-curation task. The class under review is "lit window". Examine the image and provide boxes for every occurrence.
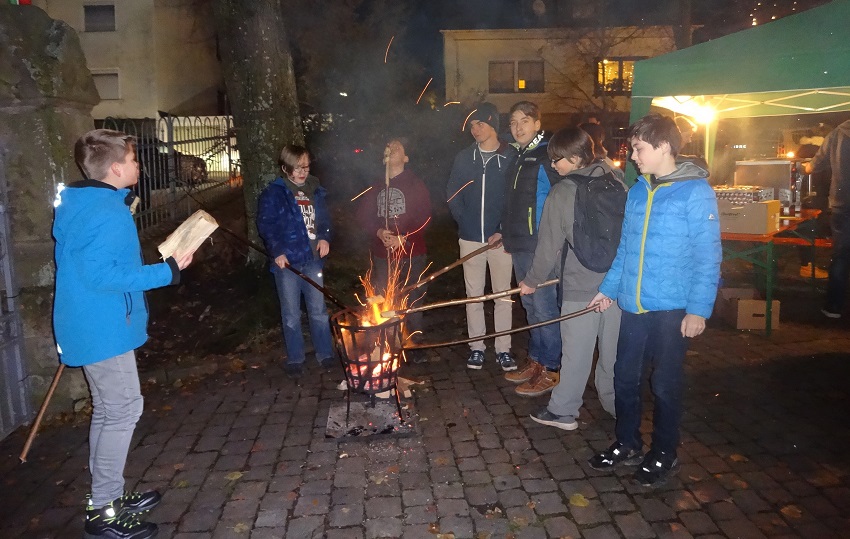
[84,4,115,32]
[517,61,544,93]
[92,72,119,100]
[595,57,643,96]
[489,60,544,94]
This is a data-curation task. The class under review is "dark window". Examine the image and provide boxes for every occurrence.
[595,57,643,96]
[517,61,544,93]
[489,61,514,94]
[84,4,115,32]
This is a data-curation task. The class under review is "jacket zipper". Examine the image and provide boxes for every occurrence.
[635,180,672,313]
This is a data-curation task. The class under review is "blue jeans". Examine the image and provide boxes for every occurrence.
[82,351,143,508]
[272,259,333,365]
[826,209,850,313]
[614,310,688,457]
[512,252,561,370]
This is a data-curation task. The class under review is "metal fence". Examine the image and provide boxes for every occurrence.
[0,151,32,441]
[102,115,241,236]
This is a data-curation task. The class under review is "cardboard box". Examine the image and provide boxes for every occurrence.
[718,199,780,234]
[716,288,780,330]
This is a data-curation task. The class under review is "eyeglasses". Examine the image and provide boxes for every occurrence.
[293,165,310,173]
[550,157,564,166]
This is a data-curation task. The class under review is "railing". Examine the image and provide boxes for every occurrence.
[102,115,241,236]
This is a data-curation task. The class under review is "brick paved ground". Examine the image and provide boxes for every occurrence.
[2,292,850,538]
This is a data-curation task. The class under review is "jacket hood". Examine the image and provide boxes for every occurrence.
[838,119,850,136]
[54,181,131,240]
[569,159,619,179]
[652,161,709,184]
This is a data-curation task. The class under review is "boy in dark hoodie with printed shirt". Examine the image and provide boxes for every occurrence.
[54,129,193,539]
[447,102,518,372]
[501,101,563,397]
[587,114,721,487]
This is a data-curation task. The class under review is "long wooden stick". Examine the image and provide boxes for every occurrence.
[397,240,502,298]
[20,363,65,463]
[403,306,597,350]
[384,278,558,318]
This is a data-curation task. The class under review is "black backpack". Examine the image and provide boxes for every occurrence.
[563,165,627,273]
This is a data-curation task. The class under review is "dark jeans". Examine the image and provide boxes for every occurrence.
[512,251,561,370]
[826,209,850,313]
[614,310,688,457]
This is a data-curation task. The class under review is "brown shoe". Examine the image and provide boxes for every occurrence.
[516,369,559,397]
[505,359,542,384]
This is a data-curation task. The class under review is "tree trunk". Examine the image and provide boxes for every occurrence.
[211,0,303,263]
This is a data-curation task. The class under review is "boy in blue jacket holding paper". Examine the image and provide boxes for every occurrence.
[54,129,193,538]
[587,114,721,487]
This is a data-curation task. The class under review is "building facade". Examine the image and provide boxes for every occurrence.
[32,0,223,119]
[442,27,677,131]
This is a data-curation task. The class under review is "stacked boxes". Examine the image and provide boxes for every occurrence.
[713,185,780,234]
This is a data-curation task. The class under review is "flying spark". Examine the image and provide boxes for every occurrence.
[446,180,474,203]
[444,101,460,107]
[416,78,433,105]
[384,36,395,63]
[350,186,373,202]
[461,109,477,131]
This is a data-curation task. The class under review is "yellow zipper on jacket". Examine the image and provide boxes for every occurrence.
[527,207,533,235]
[635,179,674,313]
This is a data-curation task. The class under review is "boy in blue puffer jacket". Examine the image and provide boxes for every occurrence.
[587,114,721,487]
[54,129,193,539]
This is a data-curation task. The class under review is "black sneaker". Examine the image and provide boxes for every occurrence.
[634,451,679,487]
[587,441,644,471]
[466,350,485,370]
[284,363,304,378]
[318,357,337,371]
[114,491,161,515]
[530,408,578,431]
[497,352,518,372]
[84,503,158,539]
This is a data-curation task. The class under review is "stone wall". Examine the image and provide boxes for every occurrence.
[0,5,99,413]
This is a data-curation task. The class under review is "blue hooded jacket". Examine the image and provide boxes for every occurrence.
[599,163,721,318]
[256,175,331,271]
[446,141,517,243]
[52,181,178,367]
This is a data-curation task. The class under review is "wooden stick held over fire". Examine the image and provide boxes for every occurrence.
[383,278,558,318]
[20,364,65,463]
[403,306,597,351]
[397,240,502,298]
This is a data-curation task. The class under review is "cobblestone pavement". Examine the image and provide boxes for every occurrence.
[2,303,850,538]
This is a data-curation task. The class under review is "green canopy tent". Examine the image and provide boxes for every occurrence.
[629,0,850,173]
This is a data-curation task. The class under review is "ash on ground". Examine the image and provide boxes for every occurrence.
[325,398,418,441]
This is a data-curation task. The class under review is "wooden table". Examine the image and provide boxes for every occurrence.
[720,209,821,336]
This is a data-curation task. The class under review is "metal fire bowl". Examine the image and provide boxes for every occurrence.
[330,308,404,395]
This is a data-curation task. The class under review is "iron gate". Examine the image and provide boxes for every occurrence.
[0,151,33,441]
[102,115,239,236]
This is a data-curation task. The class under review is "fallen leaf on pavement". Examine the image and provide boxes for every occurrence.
[569,493,589,507]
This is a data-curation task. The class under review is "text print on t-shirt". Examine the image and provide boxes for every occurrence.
[377,187,406,220]
[294,190,316,239]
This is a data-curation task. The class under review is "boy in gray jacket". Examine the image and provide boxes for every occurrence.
[519,127,625,430]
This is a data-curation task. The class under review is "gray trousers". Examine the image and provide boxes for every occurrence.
[82,350,143,508]
[547,300,620,421]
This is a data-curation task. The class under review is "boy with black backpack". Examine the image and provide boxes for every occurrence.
[519,127,626,430]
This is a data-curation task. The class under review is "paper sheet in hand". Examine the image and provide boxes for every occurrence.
[157,210,219,259]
